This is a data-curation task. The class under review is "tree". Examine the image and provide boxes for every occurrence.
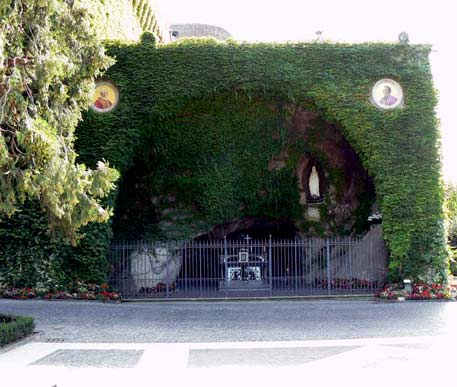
[0,0,119,242]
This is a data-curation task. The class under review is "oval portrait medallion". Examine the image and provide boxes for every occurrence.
[91,81,119,113]
[371,79,403,110]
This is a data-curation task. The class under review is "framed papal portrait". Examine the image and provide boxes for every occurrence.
[90,81,119,113]
[371,79,404,110]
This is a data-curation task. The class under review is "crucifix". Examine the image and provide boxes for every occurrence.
[244,234,252,253]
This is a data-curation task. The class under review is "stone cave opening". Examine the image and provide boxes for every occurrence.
[109,101,386,297]
[197,218,299,241]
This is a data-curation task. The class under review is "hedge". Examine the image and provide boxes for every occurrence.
[0,314,35,347]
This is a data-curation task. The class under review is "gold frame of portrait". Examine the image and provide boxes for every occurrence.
[91,80,119,113]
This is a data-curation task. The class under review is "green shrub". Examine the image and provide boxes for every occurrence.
[0,201,111,289]
[450,248,457,276]
[0,315,35,347]
[445,183,457,276]
[445,182,457,245]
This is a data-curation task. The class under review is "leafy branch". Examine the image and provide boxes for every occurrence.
[0,0,119,243]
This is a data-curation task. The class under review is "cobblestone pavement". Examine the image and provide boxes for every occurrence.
[0,299,455,343]
[1,299,456,386]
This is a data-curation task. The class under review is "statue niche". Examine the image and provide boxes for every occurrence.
[305,163,325,204]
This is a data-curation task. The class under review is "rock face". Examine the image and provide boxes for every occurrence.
[202,217,299,240]
[129,247,182,291]
[304,225,387,283]
[288,106,375,233]
[169,23,231,41]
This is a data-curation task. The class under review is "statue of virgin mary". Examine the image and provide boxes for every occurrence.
[309,166,320,198]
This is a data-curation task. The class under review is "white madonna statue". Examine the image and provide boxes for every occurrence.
[309,166,320,199]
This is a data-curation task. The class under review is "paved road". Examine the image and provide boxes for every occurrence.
[0,299,455,342]
[1,299,456,387]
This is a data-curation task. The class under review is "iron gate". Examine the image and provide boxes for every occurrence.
[108,236,386,299]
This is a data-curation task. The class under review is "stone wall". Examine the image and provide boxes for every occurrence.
[306,225,388,283]
[95,0,142,41]
[95,0,168,42]
[169,23,231,41]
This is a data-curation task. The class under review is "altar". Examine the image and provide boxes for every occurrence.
[219,247,270,291]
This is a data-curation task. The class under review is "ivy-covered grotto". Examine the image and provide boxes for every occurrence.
[0,32,449,290]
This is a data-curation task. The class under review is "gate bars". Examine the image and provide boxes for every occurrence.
[108,236,386,299]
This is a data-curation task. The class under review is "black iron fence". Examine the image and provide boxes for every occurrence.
[108,236,387,299]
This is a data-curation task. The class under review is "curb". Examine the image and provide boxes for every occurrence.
[121,294,377,302]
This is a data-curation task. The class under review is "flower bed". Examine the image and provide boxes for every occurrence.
[0,282,121,301]
[0,314,35,347]
[377,282,457,300]
[314,277,386,290]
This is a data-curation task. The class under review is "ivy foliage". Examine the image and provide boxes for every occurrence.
[445,183,457,275]
[76,37,448,283]
[445,182,457,243]
[112,94,305,240]
[0,200,111,288]
[0,0,119,241]
[1,35,449,286]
